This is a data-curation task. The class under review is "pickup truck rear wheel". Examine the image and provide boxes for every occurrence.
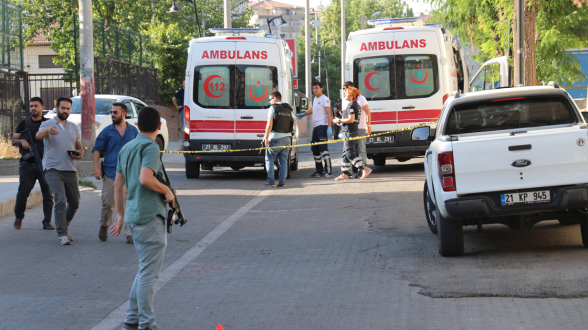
[423,181,438,234]
[437,212,464,257]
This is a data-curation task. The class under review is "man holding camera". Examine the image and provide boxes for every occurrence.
[37,97,84,245]
[93,102,138,244]
[12,97,54,230]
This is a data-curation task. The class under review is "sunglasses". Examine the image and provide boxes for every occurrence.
[269,97,275,100]
[110,110,120,114]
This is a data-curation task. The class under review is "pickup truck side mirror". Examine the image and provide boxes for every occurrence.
[297,97,309,114]
[411,126,431,141]
[125,113,132,119]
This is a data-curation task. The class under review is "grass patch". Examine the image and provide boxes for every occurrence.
[0,136,20,160]
[78,178,97,188]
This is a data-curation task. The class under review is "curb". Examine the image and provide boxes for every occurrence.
[0,187,43,219]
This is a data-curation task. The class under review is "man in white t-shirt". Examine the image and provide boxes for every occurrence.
[342,81,371,178]
[297,82,332,177]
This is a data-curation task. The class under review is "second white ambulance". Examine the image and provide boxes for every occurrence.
[182,28,305,178]
[344,18,470,165]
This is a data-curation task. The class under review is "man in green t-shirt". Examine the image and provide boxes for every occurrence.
[110,107,173,330]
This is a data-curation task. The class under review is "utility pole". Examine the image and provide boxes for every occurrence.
[79,0,95,148]
[224,0,231,28]
[305,0,312,137]
[341,0,345,98]
[358,15,367,29]
[513,0,524,86]
[314,19,321,82]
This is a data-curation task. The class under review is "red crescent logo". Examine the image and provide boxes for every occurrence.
[249,86,268,102]
[203,75,224,99]
[364,72,381,91]
[410,70,428,84]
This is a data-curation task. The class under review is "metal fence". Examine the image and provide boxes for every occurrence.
[28,73,75,110]
[73,14,154,68]
[0,70,27,137]
[0,0,23,71]
[94,56,160,104]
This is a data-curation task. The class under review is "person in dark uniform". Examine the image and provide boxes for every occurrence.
[11,97,54,230]
[172,80,185,127]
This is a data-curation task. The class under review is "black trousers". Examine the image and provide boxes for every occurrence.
[15,161,54,223]
[310,125,332,175]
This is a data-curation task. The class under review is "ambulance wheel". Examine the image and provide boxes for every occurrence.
[185,160,200,178]
[373,156,386,166]
[578,208,588,247]
[156,136,164,159]
[286,154,292,179]
[290,151,298,171]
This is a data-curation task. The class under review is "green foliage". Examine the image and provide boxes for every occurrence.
[427,0,588,86]
[19,0,253,104]
[296,0,411,99]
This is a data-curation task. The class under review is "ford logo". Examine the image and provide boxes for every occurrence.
[511,159,532,167]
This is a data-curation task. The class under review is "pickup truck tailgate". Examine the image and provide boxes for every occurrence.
[452,127,588,195]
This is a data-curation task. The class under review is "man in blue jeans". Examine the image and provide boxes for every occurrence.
[110,107,174,330]
[263,91,294,188]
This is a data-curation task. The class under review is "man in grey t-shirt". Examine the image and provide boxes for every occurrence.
[37,97,84,245]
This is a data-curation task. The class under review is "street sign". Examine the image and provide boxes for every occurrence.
[293,79,298,89]
[284,38,298,77]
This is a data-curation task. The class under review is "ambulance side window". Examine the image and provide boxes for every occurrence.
[396,54,439,99]
[354,56,394,101]
[194,65,232,109]
[236,65,278,109]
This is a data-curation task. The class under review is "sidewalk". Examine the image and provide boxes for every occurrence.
[0,176,42,219]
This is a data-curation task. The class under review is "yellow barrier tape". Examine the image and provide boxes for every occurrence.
[84,121,437,153]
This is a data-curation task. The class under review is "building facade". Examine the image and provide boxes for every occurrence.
[248,0,307,38]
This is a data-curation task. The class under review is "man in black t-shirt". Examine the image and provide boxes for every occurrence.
[12,97,54,230]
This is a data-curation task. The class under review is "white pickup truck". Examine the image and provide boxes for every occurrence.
[416,83,588,256]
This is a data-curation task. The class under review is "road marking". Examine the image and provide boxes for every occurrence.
[91,190,271,330]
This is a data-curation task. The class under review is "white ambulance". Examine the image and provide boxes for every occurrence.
[182,28,305,178]
[344,17,470,166]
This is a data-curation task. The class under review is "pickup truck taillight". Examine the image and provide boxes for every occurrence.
[183,106,190,140]
[438,152,456,191]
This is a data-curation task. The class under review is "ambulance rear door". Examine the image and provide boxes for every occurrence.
[190,41,236,149]
[393,30,443,147]
[234,41,282,155]
[352,32,398,144]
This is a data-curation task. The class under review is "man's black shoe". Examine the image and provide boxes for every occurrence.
[277,182,286,187]
[99,226,108,241]
[263,181,275,187]
[354,170,363,179]
[122,323,139,330]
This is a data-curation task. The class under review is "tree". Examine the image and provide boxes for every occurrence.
[19,0,252,104]
[296,0,411,99]
[427,0,588,86]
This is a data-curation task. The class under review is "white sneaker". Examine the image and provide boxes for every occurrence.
[59,236,71,245]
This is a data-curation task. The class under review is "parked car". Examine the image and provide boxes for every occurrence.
[45,95,169,151]
[417,82,588,256]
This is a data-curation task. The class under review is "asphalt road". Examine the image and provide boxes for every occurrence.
[1,143,588,329]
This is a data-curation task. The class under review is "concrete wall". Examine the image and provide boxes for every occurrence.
[148,104,182,141]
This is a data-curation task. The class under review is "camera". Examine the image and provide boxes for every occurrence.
[68,150,80,157]
[22,151,35,160]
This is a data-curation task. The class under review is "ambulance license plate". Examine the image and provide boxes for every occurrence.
[501,190,550,205]
[368,135,394,144]
[202,144,231,151]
